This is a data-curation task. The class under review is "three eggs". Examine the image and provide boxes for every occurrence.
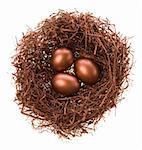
[51,48,99,96]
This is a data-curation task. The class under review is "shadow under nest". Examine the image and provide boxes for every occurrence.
[13,11,131,139]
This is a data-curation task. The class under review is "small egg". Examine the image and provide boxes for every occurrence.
[74,58,99,84]
[51,73,80,96]
[51,48,73,71]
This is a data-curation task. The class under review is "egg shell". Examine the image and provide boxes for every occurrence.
[51,48,73,71]
[74,58,99,84]
[51,73,80,96]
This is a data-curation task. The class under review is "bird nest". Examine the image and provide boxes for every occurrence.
[12,11,131,139]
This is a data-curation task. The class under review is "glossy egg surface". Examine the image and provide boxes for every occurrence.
[74,58,99,84]
[52,73,80,96]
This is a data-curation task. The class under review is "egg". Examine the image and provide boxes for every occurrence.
[51,73,80,96]
[51,48,73,71]
[74,58,99,84]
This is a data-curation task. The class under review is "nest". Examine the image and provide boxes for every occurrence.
[12,11,131,139]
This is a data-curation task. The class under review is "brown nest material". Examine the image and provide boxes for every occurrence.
[12,11,131,139]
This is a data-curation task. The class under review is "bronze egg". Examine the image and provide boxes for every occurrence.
[51,48,73,71]
[51,73,80,96]
[74,58,99,84]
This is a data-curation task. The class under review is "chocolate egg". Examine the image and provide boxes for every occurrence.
[51,73,80,96]
[74,58,99,84]
[51,48,73,71]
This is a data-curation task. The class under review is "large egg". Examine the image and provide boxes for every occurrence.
[51,48,73,71]
[74,58,99,84]
[51,73,80,96]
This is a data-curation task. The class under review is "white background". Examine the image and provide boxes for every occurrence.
[0,0,141,150]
